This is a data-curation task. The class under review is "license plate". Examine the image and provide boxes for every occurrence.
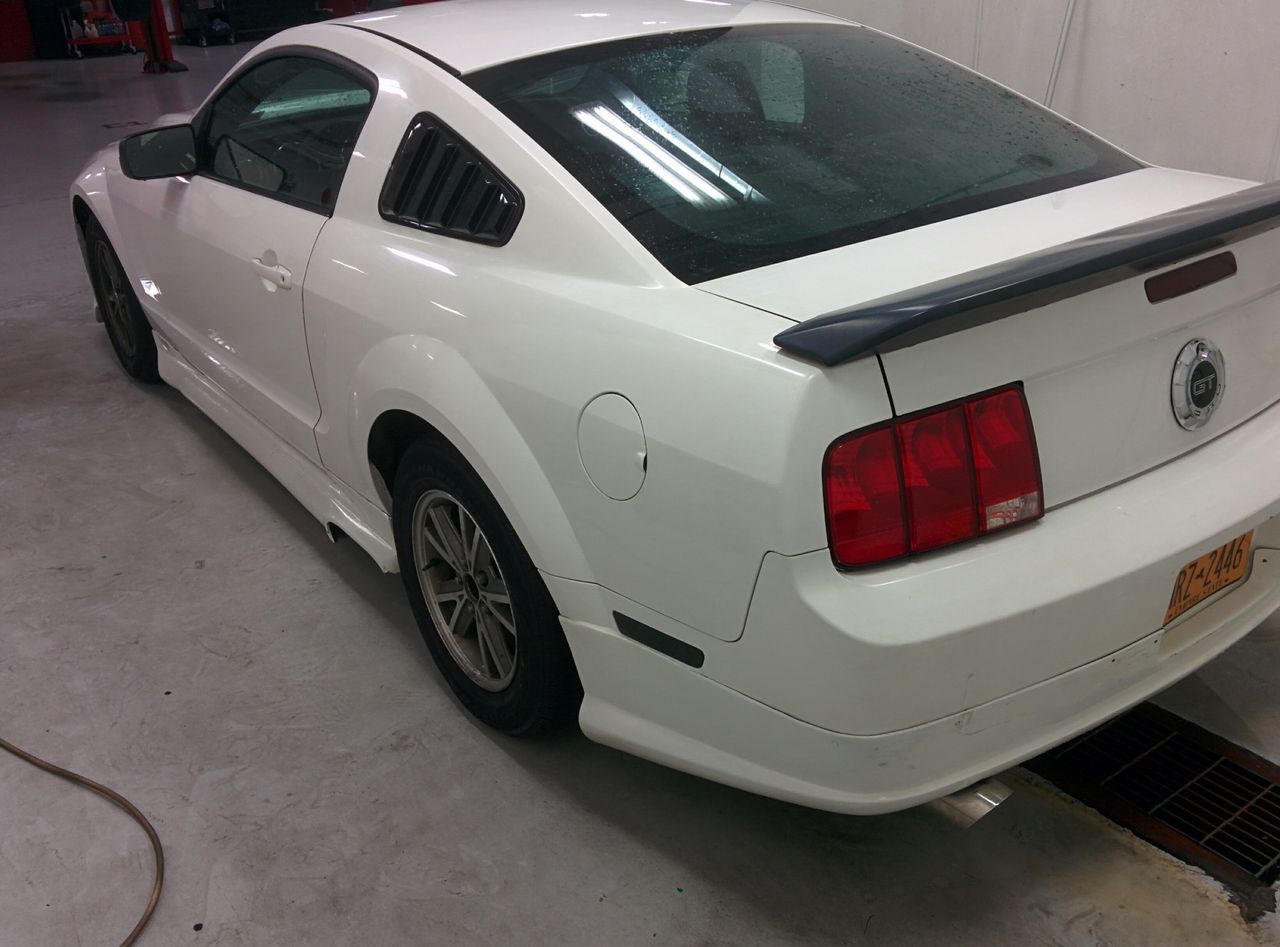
[1164,530,1254,625]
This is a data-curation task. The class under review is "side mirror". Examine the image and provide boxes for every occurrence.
[119,124,198,180]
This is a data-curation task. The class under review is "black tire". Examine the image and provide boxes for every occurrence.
[84,221,161,383]
[393,438,581,735]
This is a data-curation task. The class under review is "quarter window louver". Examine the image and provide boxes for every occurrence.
[379,114,523,245]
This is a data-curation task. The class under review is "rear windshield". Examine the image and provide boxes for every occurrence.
[467,24,1140,283]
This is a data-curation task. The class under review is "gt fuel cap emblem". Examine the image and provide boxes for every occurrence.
[1171,339,1225,430]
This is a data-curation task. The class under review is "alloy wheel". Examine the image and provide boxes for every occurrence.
[410,489,518,692]
[95,242,137,357]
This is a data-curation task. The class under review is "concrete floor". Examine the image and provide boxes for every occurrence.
[1,44,1279,947]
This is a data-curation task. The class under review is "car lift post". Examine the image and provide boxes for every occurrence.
[117,0,187,73]
[142,0,186,73]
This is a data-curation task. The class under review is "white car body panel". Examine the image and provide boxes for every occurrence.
[156,332,398,570]
[562,544,1280,814]
[69,1,1280,813]
[293,25,892,641]
[705,167,1280,509]
[698,167,1253,322]
[114,175,328,462]
[344,0,840,73]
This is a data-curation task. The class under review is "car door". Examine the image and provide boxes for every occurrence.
[120,52,375,464]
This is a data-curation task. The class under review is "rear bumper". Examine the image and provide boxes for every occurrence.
[562,548,1279,814]
[551,400,1280,813]
[720,399,1280,735]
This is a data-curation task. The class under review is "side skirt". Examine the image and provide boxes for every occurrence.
[155,333,400,572]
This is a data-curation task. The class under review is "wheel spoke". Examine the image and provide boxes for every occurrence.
[425,507,463,571]
[476,611,513,679]
[446,600,474,639]
[481,597,516,635]
[464,515,482,573]
[437,506,467,567]
[456,511,469,569]
[474,611,494,677]
[422,527,457,572]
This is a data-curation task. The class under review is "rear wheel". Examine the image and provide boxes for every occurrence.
[85,222,160,383]
[393,438,581,735]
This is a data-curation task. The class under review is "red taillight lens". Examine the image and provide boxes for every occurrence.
[966,387,1043,531]
[824,426,908,567]
[898,406,978,552]
[824,385,1042,568]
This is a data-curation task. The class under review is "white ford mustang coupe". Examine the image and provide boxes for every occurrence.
[71,0,1280,813]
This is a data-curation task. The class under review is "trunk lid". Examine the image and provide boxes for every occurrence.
[700,168,1280,507]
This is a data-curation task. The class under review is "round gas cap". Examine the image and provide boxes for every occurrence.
[578,393,647,501]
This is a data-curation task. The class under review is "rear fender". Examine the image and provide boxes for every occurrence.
[346,335,593,582]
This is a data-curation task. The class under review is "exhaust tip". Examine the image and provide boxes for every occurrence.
[928,777,1012,828]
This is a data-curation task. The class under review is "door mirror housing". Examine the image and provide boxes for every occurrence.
[119,124,198,180]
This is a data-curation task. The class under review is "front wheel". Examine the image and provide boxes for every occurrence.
[85,222,160,383]
[393,439,581,735]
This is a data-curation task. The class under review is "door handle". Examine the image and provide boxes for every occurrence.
[251,256,292,291]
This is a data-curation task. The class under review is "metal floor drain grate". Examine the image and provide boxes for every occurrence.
[1026,702,1280,914]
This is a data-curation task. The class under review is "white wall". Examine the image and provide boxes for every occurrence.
[801,0,1280,183]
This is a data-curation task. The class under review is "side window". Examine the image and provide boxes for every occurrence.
[200,55,374,213]
[379,114,523,245]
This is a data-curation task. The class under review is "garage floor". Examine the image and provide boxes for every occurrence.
[2,46,1279,947]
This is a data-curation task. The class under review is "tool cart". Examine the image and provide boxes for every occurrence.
[63,1,138,57]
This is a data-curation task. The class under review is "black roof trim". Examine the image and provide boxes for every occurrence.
[337,23,462,78]
[773,178,1280,366]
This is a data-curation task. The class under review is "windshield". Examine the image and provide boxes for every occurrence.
[467,24,1140,283]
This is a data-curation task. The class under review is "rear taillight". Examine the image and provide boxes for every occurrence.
[824,385,1042,568]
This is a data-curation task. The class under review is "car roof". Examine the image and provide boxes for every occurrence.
[333,0,844,76]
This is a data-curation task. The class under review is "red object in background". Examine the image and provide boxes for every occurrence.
[121,0,185,73]
[145,0,177,64]
[127,18,149,50]
[0,0,37,62]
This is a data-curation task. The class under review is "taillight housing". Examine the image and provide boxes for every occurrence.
[824,384,1043,568]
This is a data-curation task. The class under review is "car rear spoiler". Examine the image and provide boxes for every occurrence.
[772,178,1280,366]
